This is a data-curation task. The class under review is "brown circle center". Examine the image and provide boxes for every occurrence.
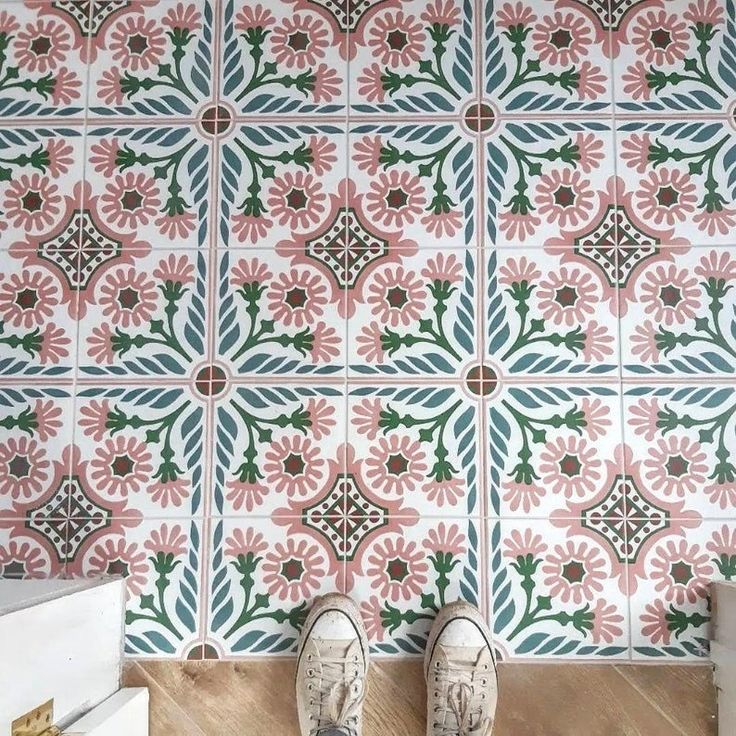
[200,105,233,136]
[465,364,498,396]
[195,365,227,396]
[464,103,496,133]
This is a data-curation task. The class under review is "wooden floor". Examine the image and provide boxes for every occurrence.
[124,659,717,735]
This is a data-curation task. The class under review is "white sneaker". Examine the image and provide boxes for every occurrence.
[424,601,498,736]
[296,594,369,736]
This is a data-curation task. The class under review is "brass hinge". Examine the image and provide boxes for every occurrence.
[11,700,60,736]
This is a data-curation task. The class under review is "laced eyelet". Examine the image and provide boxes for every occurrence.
[307,654,312,661]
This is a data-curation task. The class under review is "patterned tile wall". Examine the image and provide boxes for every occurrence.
[0,0,734,662]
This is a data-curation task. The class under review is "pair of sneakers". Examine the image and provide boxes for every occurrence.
[296,594,498,736]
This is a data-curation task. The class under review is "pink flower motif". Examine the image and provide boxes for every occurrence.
[4,174,61,231]
[31,399,62,441]
[231,213,273,244]
[582,321,614,361]
[502,480,545,513]
[576,61,606,99]
[580,398,611,441]
[543,541,607,604]
[267,268,328,327]
[632,11,689,65]
[268,171,325,230]
[539,436,601,498]
[628,398,662,441]
[109,16,165,71]
[352,399,383,441]
[623,61,652,100]
[357,63,386,102]
[366,536,429,602]
[309,322,340,363]
[421,0,461,26]
[421,252,463,283]
[39,323,70,364]
[87,324,115,364]
[156,211,197,239]
[621,134,652,174]
[0,11,19,37]
[263,538,325,602]
[90,435,153,496]
[535,169,593,227]
[650,539,713,604]
[45,139,74,177]
[263,435,323,497]
[367,266,426,327]
[693,206,736,236]
[353,136,384,176]
[16,20,70,72]
[421,209,463,237]
[641,599,672,645]
[574,133,604,173]
[695,250,736,281]
[644,436,707,497]
[498,256,541,285]
[305,398,336,440]
[639,264,700,326]
[87,537,148,599]
[98,67,124,105]
[0,437,49,499]
[360,596,386,642]
[0,540,46,578]
[707,524,736,557]
[311,64,342,102]
[148,478,190,508]
[366,169,426,228]
[153,254,195,284]
[225,479,268,512]
[308,135,337,176]
[423,522,466,556]
[503,528,547,559]
[365,434,427,495]
[356,322,386,364]
[630,320,661,364]
[590,599,624,644]
[271,15,328,69]
[537,267,597,326]
[368,11,425,67]
[496,2,537,28]
[231,258,272,286]
[498,211,540,241]
[162,3,202,32]
[98,268,157,327]
[234,3,274,31]
[225,527,268,557]
[422,477,465,507]
[0,270,57,327]
[705,482,736,510]
[684,0,724,25]
[51,67,81,105]
[145,523,187,556]
[638,169,697,226]
[532,12,591,65]
[101,173,160,229]
[79,399,111,441]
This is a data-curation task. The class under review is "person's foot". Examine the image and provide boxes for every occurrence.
[424,601,498,736]
[296,593,369,736]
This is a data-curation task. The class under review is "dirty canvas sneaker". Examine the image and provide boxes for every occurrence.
[296,594,369,736]
[425,601,498,736]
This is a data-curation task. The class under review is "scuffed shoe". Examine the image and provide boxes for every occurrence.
[425,601,498,736]
[296,594,369,736]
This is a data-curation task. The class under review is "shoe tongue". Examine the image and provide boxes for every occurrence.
[315,637,360,661]
[438,643,486,667]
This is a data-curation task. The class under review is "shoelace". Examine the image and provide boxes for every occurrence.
[307,654,366,736]
[433,663,492,736]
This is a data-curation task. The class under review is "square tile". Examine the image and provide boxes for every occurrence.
[89,0,215,117]
[489,519,630,660]
[350,0,475,115]
[77,249,209,377]
[212,384,345,517]
[613,0,736,113]
[220,0,347,114]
